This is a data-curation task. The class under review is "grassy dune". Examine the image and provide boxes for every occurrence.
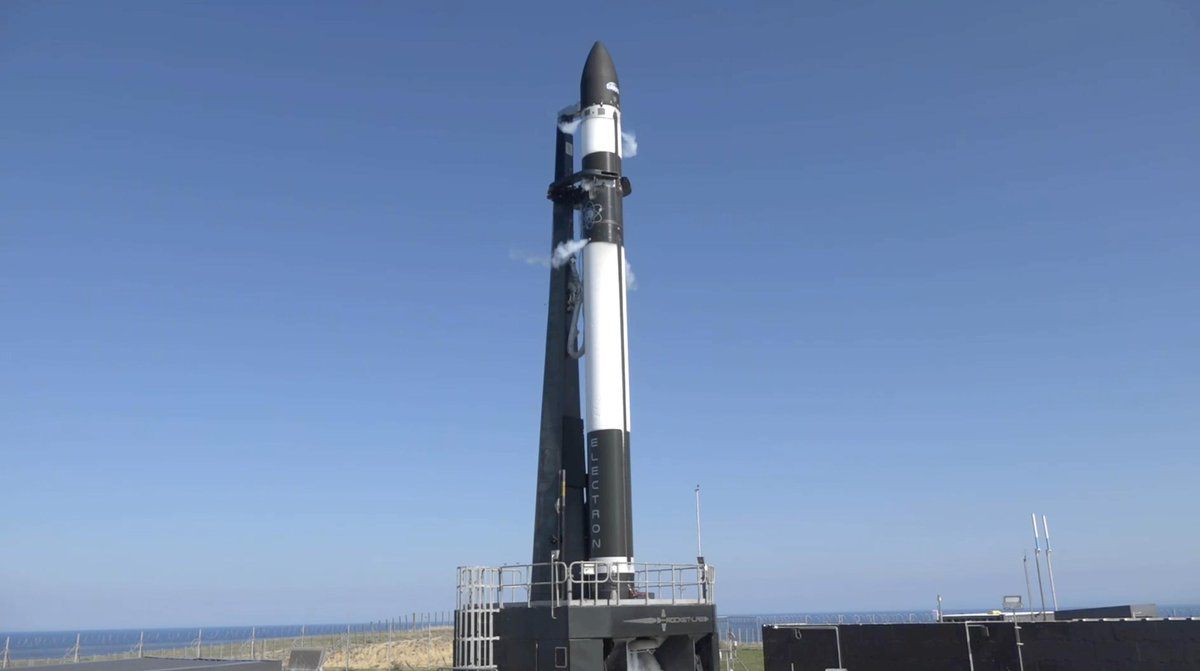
[11,629,753,671]
[728,644,764,671]
[319,630,451,671]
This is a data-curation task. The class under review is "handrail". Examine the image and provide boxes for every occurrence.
[456,561,715,609]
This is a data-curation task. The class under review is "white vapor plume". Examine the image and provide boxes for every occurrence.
[558,117,582,134]
[557,112,639,160]
[621,130,638,158]
[551,239,589,268]
[509,239,589,269]
[511,242,636,290]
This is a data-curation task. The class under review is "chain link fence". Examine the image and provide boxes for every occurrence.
[717,611,938,645]
[2,614,454,670]
[7,606,1199,668]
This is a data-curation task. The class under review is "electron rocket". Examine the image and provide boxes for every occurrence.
[577,41,634,576]
[533,42,636,595]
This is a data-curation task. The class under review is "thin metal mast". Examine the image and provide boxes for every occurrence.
[694,484,704,563]
[1031,514,1048,619]
[1042,514,1060,610]
[1023,551,1034,620]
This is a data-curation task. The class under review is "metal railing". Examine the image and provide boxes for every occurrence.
[570,561,716,607]
[456,561,715,611]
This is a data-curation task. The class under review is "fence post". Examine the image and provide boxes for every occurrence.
[3,635,10,669]
[138,631,144,658]
[197,629,202,659]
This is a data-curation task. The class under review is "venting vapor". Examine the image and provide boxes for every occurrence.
[551,239,589,268]
[560,109,639,159]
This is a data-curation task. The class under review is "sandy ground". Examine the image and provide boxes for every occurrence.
[318,631,452,671]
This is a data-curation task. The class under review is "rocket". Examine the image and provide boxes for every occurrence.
[533,41,634,594]
[473,46,718,671]
[577,42,634,576]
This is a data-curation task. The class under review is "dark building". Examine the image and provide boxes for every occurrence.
[763,619,1200,671]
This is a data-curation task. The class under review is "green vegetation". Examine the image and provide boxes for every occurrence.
[727,643,763,671]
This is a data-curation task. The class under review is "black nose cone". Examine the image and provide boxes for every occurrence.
[581,41,620,109]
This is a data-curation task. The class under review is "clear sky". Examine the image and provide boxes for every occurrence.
[2,2,1198,631]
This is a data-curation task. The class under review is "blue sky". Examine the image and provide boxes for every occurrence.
[2,2,1198,630]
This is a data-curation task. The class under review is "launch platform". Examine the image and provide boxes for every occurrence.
[454,563,716,671]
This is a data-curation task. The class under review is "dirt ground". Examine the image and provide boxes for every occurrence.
[319,631,452,671]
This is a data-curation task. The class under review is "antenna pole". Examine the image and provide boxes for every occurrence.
[694,484,704,563]
[1031,514,1048,620]
[1023,551,1034,621]
[1042,515,1060,610]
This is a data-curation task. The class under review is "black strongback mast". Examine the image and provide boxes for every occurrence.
[531,116,586,599]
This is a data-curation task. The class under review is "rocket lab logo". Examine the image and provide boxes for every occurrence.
[606,82,620,95]
[583,202,603,226]
[624,609,711,632]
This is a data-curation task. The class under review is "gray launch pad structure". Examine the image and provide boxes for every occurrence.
[452,43,718,671]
